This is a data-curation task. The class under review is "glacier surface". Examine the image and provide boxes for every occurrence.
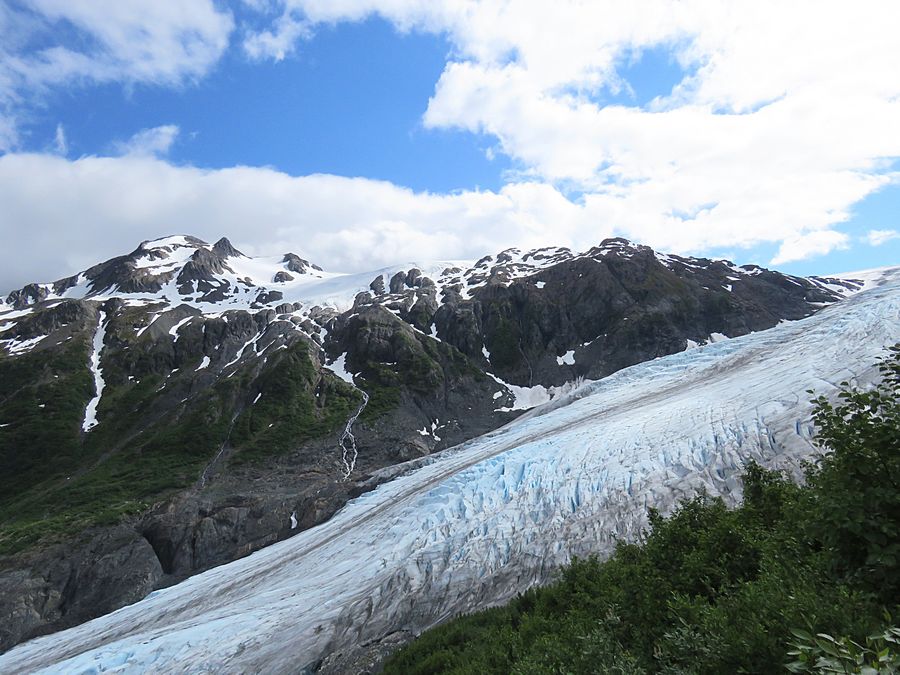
[1,269,898,674]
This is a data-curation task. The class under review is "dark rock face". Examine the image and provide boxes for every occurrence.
[283,253,322,274]
[273,271,294,283]
[212,237,243,258]
[5,283,51,309]
[0,236,858,653]
[0,527,162,650]
[176,247,235,297]
[403,244,844,387]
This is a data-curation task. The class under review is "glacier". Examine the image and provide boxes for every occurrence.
[1,269,898,674]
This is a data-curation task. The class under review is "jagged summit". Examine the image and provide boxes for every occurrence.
[1,235,871,320]
[1,235,335,311]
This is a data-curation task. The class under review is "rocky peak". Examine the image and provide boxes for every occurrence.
[212,237,243,258]
[176,247,234,296]
[282,253,322,275]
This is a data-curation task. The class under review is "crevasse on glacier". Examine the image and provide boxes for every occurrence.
[2,270,898,675]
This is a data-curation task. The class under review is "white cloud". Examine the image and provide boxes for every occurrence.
[244,10,313,61]
[0,114,17,152]
[0,150,894,294]
[0,152,603,293]
[242,0,900,263]
[0,1,234,146]
[866,229,900,246]
[771,230,851,266]
[114,125,180,157]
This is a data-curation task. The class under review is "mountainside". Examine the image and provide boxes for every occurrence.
[0,235,868,651]
[0,265,896,673]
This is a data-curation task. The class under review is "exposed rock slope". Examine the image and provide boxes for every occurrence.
[1,265,895,674]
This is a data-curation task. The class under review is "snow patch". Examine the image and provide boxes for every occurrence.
[82,311,108,432]
[327,353,355,384]
[1,334,47,355]
[556,350,575,366]
[486,372,583,412]
[169,316,193,342]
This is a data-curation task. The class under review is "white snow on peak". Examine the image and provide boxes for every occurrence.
[2,273,898,674]
[139,235,196,250]
[829,266,898,293]
[82,311,108,432]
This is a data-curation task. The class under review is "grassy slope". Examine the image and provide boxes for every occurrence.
[0,338,357,555]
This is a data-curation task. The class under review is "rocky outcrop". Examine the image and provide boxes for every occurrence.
[0,526,162,651]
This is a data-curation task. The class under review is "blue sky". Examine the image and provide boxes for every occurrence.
[22,18,511,193]
[0,2,897,290]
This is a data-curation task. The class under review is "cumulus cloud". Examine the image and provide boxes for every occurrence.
[0,1,233,145]
[243,0,900,265]
[0,152,607,293]
[771,230,851,266]
[114,125,180,157]
[866,229,900,246]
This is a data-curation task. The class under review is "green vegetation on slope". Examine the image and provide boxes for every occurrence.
[0,340,94,503]
[0,372,238,555]
[0,337,358,555]
[230,342,361,463]
[384,345,900,674]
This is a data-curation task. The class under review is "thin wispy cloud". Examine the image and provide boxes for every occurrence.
[53,123,67,155]
[866,229,900,246]
[114,125,180,157]
[0,1,233,146]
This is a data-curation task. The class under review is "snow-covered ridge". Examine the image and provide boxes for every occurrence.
[1,235,869,323]
[3,269,897,674]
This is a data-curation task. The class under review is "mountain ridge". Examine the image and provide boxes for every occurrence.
[1,264,896,673]
[0,235,877,653]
